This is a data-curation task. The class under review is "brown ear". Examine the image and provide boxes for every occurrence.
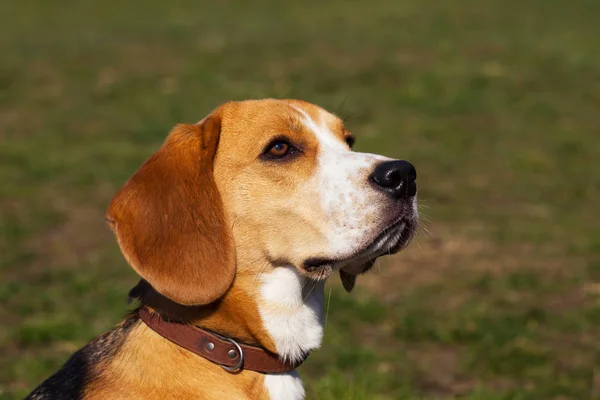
[106,115,235,305]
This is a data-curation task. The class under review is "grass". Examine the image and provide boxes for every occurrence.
[1,0,599,398]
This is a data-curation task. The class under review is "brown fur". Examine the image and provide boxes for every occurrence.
[106,117,236,306]
[85,322,271,400]
[27,99,376,400]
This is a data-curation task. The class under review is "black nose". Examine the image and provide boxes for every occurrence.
[369,160,417,199]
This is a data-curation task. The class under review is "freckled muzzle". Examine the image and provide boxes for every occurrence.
[298,159,418,278]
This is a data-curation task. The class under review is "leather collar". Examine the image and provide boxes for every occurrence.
[139,307,307,373]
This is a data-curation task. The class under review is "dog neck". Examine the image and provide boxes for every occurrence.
[131,265,326,365]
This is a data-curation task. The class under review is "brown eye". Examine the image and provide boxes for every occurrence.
[268,141,289,157]
[263,139,297,160]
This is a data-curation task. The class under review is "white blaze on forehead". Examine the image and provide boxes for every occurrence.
[288,103,391,257]
[288,105,349,152]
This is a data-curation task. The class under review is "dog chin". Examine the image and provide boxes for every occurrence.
[341,218,417,274]
[300,217,416,281]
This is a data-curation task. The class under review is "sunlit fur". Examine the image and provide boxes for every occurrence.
[27,99,417,400]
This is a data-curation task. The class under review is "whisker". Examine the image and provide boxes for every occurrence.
[335,94,351,117]
[253,264,269,289]
[324,287,332,328]
[414,237,424,250]
[418,224,433,238]
[418,215,432,224]
[340,272,349,287]
[301,274,314,292]
[247,256,269,289]
[416,228,430,240]
[303,279,318,301]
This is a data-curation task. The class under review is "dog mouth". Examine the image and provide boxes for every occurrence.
[302,216,417,279]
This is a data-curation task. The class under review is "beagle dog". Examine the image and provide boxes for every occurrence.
[26,99,418,400]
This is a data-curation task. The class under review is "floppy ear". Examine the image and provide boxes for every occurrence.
[106,114,235,306]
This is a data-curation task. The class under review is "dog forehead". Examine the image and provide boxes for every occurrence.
[281,99,348,145]
[217,99,347,147]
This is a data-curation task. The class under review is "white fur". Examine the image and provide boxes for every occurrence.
[290,105,393,258]
[261,103,415,400]
[264,371,305,400]
[259,266,325,362]
[259,266,324,400]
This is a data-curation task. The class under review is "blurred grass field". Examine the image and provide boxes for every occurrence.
[1,0,599,399]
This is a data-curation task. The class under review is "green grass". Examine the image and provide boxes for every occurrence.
[1,0,599,399]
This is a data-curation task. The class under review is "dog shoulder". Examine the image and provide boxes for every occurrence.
[25,314,140,400]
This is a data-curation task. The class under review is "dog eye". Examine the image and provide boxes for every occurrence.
[263,139,296,160]
[268,142,289,157]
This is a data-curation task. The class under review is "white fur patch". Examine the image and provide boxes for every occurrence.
[259,266,325,362]
[290,104,392,258]
[259,266,323,400]
[264,371,305,400]
[257,102,416,400]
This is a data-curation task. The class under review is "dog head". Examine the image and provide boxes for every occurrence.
[107,99,417,305]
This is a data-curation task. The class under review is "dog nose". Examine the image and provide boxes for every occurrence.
[369,160,417,199]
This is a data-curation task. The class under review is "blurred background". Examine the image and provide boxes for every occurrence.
[1,1,599,399]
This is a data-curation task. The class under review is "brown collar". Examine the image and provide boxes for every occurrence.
[139,307,307,373]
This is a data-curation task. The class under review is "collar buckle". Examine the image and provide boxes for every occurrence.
[212,331,244,372]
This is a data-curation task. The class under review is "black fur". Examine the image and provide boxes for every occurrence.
[24,347,89,400]
[25,314,139,399]
[128,279,152,303]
